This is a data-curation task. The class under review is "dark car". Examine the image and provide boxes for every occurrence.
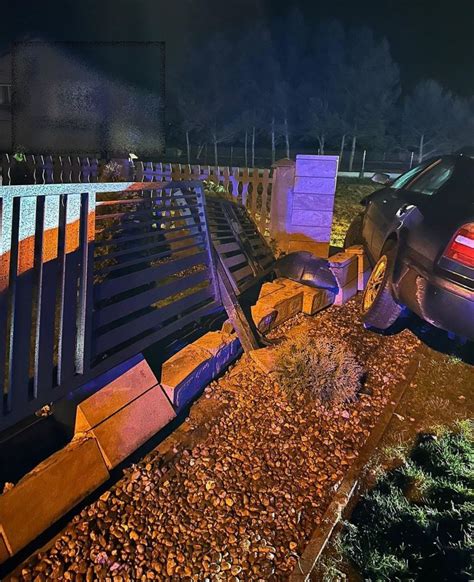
[344,151,474,340]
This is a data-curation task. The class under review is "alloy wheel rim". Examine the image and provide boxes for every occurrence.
[362,255,388,312]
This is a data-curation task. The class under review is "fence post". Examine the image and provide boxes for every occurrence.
[270,155,338,258]
[349,136,356,172]
[359,149,366,179]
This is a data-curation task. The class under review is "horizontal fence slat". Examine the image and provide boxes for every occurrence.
[96,241,206,277]
[94,269,210,328]
[94,286,214,355]
[95,251,209,301]
[94,231,205,263]
[94,223,203,247]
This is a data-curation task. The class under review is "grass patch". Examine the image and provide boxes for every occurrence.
[331,180,379,248]
[341,421,474,581]
[274,333,365,405]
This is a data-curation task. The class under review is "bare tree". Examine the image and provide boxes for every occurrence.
[404,80,473,161]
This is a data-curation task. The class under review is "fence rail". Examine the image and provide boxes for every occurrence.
[1,155,274,240]
[0,181,223,432]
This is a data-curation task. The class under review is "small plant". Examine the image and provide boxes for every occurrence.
[274,334,364,404]
[99,160,124,182]
[203,178,233,201]
[341,423,474,581]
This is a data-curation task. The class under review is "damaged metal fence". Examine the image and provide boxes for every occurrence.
[0,181,233,432]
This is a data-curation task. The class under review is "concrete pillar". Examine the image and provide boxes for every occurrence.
[270,158,296,250]
[270,155,339,258]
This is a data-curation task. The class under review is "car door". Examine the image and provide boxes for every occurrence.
[365,160,436,258]
[396,157,457,271]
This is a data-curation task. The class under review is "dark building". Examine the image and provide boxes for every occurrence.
[1,40,165,156]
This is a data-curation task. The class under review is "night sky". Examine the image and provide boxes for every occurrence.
[1,0,473,97]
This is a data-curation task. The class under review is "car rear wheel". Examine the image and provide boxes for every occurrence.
[344,212,364,249]
[362,246,403,330]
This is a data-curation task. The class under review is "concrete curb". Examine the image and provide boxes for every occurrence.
[0,436,110,559]
[289,352,421,581]
[0,331,240,565]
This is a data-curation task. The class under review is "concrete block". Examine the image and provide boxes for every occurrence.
[301,287,335,315]
[249,348,278,375]
[258,280,286,300]
[0,436,109,557]
[344,244,365,256]
[293,176,337,195]
[258,286,304,326]
[287,226,331,241]
[345,245,371,274]
[251,303,278,333]
[291,209,334,229]
[344,245,372,291]
[91,386,176,469]
[334,278,358,305]
[194,330,229,357]
[193,331,242,375]
[161,345,215,409]
[75,357,159,433]
[329,252,358,288]
[276,278,335,316]
[359,268,372,292]
[293,193,335,211]
[295,155,339,178]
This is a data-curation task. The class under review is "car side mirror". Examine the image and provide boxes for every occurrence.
[371,172,392,185]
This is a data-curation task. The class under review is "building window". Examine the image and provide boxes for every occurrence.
[0,84,11,107]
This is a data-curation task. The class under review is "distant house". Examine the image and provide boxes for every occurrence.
[0,40,165,156]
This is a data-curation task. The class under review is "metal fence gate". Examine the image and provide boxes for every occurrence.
[0,181,222,431]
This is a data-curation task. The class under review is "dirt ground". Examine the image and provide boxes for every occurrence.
[10,297,423,582]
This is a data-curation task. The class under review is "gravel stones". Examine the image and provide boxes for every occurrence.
[15,297,419,581]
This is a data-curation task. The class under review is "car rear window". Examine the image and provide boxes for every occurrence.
[391,160,434,190]
[409,158,455,196]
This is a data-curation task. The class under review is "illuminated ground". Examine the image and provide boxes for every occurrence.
[10,297,422,580]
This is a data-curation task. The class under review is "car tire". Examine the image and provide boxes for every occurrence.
[344,213,364,248]
[361,245,403,330]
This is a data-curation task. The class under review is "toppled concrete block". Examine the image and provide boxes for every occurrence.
[193,331,242,376]
[249,347,278,375]
[161,345,214,409]
[334,277,358,305]
[328,252,358,288]
[75,357,160,433]
[73,356,176,470]
[251,303,278,333]
[258,280,286,300]
[275,278,335,316]
[258,286,304,326]
[0,436,109,558]
[91,386,176,469]
[161,331,242,409]
[345,245,372,291]
[301,287,335,315]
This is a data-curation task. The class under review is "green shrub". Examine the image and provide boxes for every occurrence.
[274,334,364,404]
[203,178,233,201]
[342,422,474,581]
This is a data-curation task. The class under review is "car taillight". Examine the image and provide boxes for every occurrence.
[443,223,474,268]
